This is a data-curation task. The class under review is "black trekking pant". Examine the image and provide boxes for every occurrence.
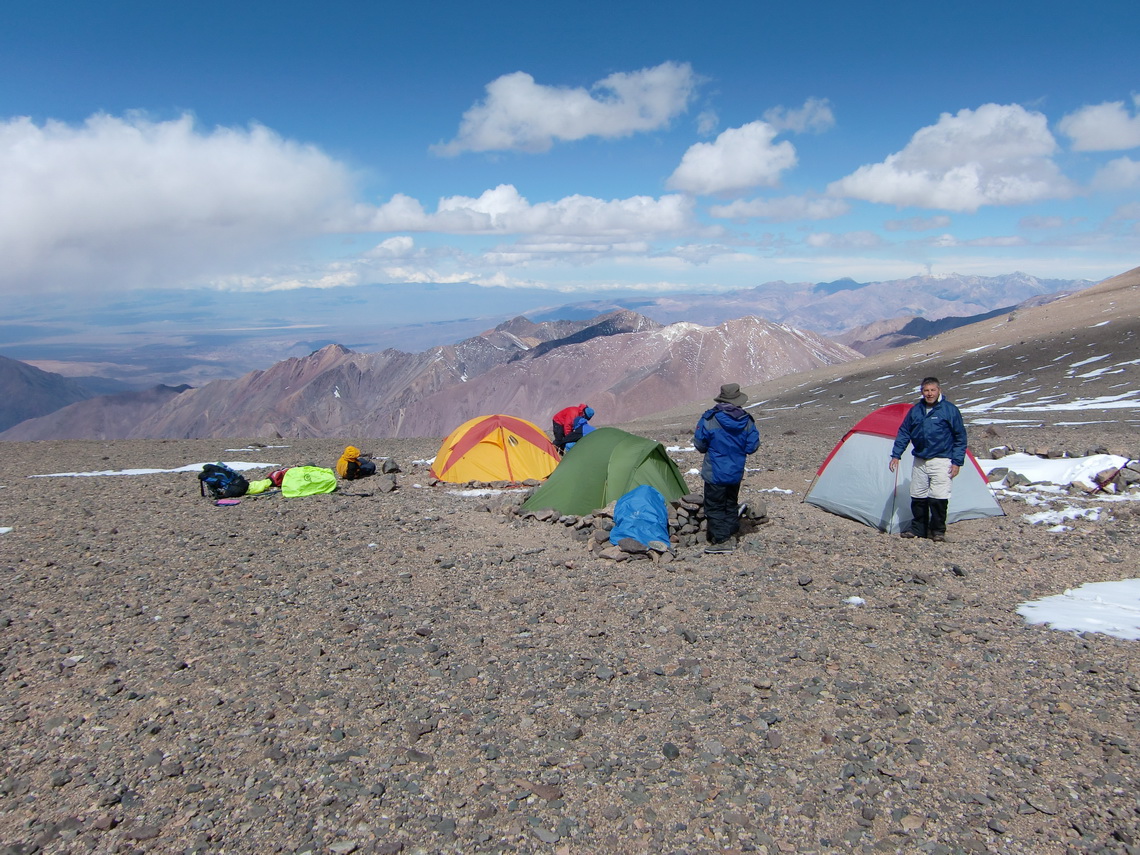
[704,480,741,544]
[909,497,929,537]
[928,498,949,537]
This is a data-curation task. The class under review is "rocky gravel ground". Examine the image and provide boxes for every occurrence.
[1,419,1138,855]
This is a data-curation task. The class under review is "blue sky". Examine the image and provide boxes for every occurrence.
[2,0,1138,305]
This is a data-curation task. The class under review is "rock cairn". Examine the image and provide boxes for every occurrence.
[515,492,770,560]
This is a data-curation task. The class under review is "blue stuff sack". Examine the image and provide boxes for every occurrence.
[609,484,670,547]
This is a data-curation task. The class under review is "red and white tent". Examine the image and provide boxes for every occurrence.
[804,402,1004,533]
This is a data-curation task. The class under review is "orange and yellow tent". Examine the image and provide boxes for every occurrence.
[430,414,560,483]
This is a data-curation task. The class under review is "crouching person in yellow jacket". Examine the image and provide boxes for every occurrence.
[336,446,376,480]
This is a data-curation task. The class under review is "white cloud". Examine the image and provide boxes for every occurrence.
[709,195,849,222]
[1018,215,1067,230]
[1110,202,1140,221]
[364,236,416,258]
[829,103,1073,212]
[762,97,835,134]
[432,62,698,155]
[666,121,797,195]
[0,113,353,293]
[696,110,719,136]
[360,184,698,237]
[964,235,1028,247]
[805,230,884,249]
[1059,96,1140,151]
[1091,156,1140,191]
[883,215,952,232]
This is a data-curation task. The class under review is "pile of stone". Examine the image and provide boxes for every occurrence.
[514,492,769,560]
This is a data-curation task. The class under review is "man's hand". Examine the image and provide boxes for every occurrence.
[950,463,960,478]
[888,458,899,473]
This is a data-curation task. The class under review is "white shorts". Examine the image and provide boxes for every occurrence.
[911,457,952,500]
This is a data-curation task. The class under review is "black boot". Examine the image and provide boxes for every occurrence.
[905,498,929,538]
[928,498,949,541]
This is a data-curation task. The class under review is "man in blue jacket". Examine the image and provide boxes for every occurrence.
[889,377,968,542]
[694,383,760,554]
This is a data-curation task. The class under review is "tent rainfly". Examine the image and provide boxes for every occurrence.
[430,414,560,483]
[804,402,1004,533]
[520,427,689,516]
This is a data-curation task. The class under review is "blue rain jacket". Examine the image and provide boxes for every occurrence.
[890,396,967,466]
[693,403,760,485]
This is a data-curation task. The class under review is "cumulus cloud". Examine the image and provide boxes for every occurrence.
[762,97,835,134]
[1091,156,1140,191]
[360,184,698,237]
[883,215,952,232]
[433,62,698,155]
[0,113,354,293]
[828,103,1074,212]
[666,121,797,196]
[1059,96,1140,151]
[709,195,849,222]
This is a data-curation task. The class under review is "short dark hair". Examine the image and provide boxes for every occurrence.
[920,376,941,388]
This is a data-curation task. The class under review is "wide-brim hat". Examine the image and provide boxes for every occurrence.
[714,383,748,406]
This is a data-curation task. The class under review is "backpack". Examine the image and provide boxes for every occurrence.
[198,463,249,499]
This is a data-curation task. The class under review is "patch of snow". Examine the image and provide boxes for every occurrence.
[963,373,1021,385]
[656,322,707,341]
[977,452,1128,486]
[1018,579,1140,641]
[31,461,278,478]
[0,527,11,535]
[844,596,866,606]
[667,445,696,452]
[1068,354,1110,368]
[1023,506,1101,526]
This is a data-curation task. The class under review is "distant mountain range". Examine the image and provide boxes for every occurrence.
[1,272,1092,389]
[0,311,858,440]
[548,272,1087,335]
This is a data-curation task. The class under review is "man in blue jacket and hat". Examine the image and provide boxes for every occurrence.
[694,383,760,554]
[889,376,968,542]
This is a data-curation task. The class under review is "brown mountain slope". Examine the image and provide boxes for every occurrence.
[388,317,859,437]
[0,355,94,431]
[1,312,858,440]
[0,384,190,441]
[628,265,1140,458]
[0,312,652,441]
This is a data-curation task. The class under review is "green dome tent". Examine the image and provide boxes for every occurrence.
[521,427,689,516]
